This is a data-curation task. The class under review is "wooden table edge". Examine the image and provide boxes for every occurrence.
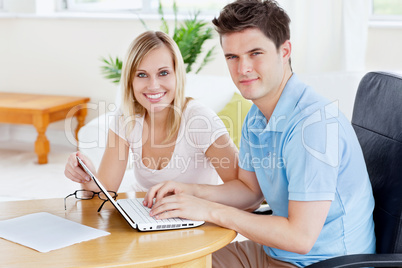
[0,194,238,268]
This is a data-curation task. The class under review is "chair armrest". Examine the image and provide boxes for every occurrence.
[305,253,402,268]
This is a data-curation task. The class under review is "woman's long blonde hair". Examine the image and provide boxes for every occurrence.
[120,31,189,143]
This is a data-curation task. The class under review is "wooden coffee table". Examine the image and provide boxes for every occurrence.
[0,92,90,164]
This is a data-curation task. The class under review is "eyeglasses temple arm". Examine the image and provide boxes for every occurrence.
[64,193,76,210]
[97,200,108,212]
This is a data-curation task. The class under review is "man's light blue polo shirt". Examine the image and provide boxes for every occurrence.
[239,74,375,267]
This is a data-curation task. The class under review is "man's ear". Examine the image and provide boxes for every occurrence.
[281,40,292,63]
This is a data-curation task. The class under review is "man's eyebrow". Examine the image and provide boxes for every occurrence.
[224,48,265,57]
[248,48,265,53]
[224,52,237,58]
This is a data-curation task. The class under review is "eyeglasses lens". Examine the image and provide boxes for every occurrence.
[98,192,117,200]
[76,190,95,200]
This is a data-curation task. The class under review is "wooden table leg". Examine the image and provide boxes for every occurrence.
[74,104,88,149]
[33,114,50,164]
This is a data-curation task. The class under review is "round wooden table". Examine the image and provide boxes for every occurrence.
[0,192,237,267]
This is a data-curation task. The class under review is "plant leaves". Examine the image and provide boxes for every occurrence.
[99,55,122,84]
[100,0,216,84]
[196,45,215,74]
[158,0,169,34]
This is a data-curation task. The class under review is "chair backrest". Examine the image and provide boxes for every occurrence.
[351,71,402,254]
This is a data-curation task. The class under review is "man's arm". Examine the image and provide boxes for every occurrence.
[149,169,331,254]
[194,168,265,211]
[212,199,331,254]
[210,170,332,254]
[144,167,264,211]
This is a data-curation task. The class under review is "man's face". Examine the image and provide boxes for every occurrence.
[221,28,289,103]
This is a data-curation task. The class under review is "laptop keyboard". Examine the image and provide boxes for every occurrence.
[122,198,185,224]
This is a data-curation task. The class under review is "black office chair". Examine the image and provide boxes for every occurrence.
[307,72,402,268]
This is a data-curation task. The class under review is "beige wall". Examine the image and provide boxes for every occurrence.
[0,16,401,139]
[0,16,228,122]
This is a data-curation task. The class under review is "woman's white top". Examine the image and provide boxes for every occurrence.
[109,100,228,191]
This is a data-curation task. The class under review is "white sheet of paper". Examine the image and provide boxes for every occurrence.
[0,212,110,253]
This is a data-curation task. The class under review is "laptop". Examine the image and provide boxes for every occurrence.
[76,156,204,232]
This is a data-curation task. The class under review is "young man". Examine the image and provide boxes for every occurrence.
[144,0,376,267]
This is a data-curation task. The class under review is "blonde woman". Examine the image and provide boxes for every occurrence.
[64,31,238,193]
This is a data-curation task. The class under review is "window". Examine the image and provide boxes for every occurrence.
[62,0,142,12]
[61,0,229,15]
[372,0,402,20]
[158,0,230,14]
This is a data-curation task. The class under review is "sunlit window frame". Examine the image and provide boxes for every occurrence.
[370,0,402,21]
[61,0,143,12]
[59,0,226,16]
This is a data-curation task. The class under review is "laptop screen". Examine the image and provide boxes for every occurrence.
[76,156,137,229]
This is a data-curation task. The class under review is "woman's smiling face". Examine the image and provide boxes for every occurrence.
[132,45,176,115]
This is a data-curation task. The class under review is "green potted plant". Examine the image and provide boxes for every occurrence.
[100,0,215,84]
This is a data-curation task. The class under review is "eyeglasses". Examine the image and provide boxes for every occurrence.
[64,190,118,212]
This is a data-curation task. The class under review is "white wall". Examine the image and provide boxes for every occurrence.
[366,25,402,72]
[0,15,401,147]
[0,15,227,146]
[0,16,228,116]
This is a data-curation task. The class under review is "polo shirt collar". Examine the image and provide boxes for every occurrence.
[251,73,305,133]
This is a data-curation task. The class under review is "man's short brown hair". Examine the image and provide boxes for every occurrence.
[212,0,291,50]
